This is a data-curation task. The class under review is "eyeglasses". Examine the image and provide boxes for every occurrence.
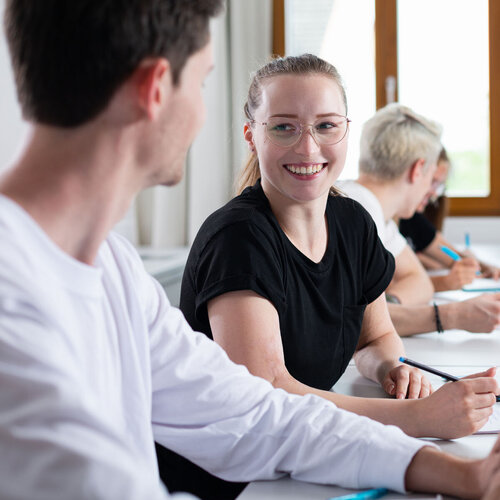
[428,179,446,203]
[251,115,351,148]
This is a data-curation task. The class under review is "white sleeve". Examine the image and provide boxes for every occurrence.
[0,297,176,500]
[147,281,432,494]
[384,219,408,257]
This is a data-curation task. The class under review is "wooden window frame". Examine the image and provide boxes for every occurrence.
[274,0,500,215]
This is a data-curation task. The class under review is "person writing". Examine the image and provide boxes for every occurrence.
[340,105,500,336]
[178,53,496,445]
[399,147,500,289]
[2,3,500,500]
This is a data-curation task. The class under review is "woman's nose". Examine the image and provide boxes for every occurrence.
[293,125,320,154]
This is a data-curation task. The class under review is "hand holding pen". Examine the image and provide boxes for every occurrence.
[463,233,499,280]
[397,357,500,438]
[440,245,481,287]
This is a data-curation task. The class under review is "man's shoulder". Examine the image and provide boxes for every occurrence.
[0,197,43,288]
[336,180,379,209]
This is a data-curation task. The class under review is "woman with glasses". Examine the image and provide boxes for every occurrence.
[179,54,497,440]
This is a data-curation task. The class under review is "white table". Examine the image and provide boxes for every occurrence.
[238,244,500,499]
[239,360,497,500]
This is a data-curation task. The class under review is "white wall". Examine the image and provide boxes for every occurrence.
[443,217,500,245]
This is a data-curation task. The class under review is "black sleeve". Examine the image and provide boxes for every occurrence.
[399,213,437,252]
[360,207,395,304]
[191,221,286,324]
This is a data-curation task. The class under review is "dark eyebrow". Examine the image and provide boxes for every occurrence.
[269,112,345,119]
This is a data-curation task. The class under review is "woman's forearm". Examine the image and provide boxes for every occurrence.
[353,330,405,383]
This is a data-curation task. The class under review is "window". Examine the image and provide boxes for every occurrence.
[276,0,500,215]
[280,0,376,180]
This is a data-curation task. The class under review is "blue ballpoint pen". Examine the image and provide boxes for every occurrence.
[465,232,471,250]
[327,487,388,500]
[440,245,481,275]
[440,245,461,261]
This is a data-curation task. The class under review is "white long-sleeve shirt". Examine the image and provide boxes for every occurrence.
[0,194,430,499]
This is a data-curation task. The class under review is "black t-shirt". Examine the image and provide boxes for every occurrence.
[157,181,395,500]
[180,180,394,391]
[399,212,437,252]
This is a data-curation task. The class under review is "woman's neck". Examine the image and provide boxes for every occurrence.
[262,182,329,263]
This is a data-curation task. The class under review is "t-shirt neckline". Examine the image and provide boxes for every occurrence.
[252,180,335,272]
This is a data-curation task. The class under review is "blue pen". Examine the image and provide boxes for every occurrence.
[465,232,471,250]
[440,245,461,261]
[440,245,480,275]
[327,487,388,500]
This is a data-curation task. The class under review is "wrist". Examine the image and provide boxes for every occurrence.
[403,398,425,437]
[439,303,456,331]
[376,359,398,387]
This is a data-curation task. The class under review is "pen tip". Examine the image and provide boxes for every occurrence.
[399,356,405,362]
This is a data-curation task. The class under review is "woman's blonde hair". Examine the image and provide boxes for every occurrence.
[235,54,347,195]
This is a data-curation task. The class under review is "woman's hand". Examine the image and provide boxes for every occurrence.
[382,364,433,399]
[413,367,499,439]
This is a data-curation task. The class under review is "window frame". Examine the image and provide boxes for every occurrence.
[274,0,500,216]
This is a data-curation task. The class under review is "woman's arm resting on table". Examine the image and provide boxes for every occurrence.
[207,291,497,439]
[353,294,430,399]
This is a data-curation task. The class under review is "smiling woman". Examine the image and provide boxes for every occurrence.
[155,53,500,500]
[178,52,497,441]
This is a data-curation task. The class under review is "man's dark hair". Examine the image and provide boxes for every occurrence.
[4,0,223,127]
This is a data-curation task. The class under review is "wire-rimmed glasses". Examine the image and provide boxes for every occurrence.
[251,115,351,148]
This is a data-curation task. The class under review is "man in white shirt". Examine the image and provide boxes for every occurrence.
[339,104,441,305]
[339,104,500,335]
[0,2,499,499]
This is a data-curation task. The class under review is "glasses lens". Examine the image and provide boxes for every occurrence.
[265,117,348,147]
[265,118,301,146]
[313,117,348,145]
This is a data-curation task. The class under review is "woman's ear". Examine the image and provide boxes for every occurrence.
[243,123,256,152]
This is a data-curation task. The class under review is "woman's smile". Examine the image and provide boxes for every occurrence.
[283,162,328,180]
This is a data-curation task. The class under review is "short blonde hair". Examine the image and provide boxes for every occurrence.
[359,103,442,180]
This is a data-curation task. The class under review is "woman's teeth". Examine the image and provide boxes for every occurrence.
[285,163,325,175]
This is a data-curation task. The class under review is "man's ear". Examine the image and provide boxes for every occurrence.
[408,158,426,183]
[243,122,256,152]
[134,58,172,120]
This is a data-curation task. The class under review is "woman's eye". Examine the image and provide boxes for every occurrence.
[317,121,337,130]
[273,123,295,132]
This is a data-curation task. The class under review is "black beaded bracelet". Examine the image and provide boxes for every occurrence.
[433,302,444,333]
